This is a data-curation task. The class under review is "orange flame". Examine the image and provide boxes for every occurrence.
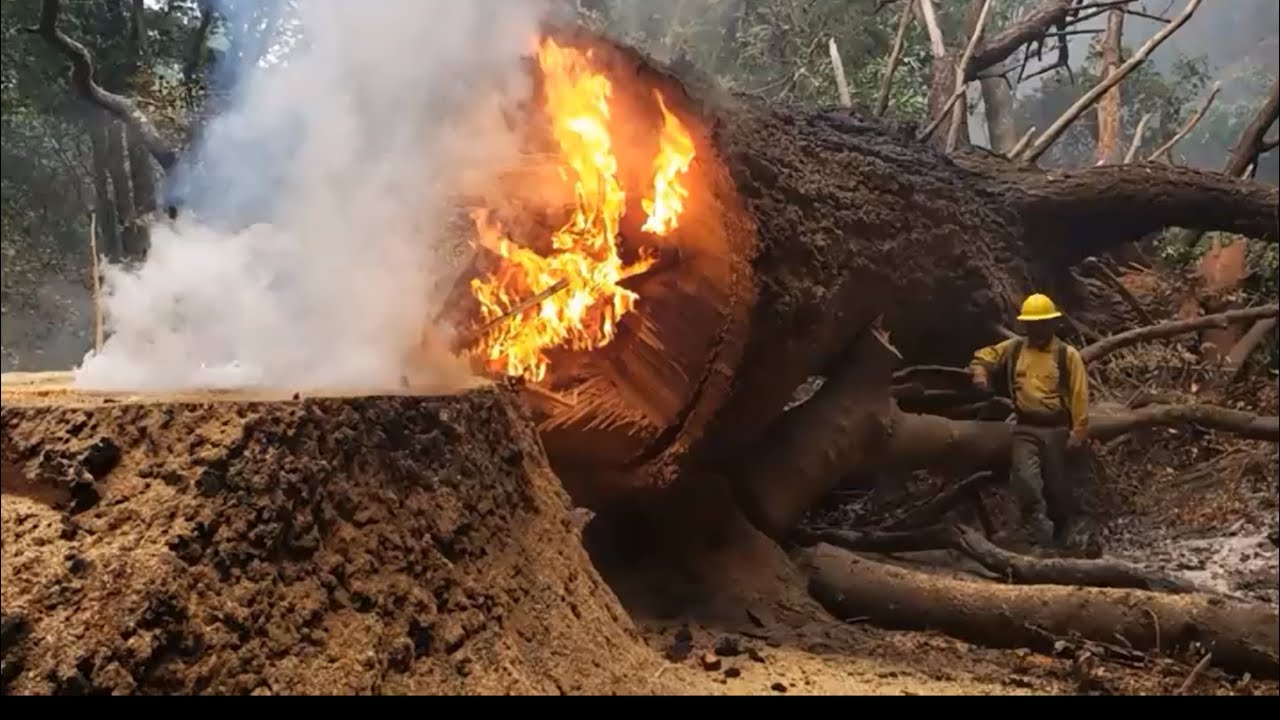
[467,38,695,383]
[641,91,696,236]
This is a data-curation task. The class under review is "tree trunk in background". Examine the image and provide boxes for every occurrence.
[126,126,155,257]
[980,76,1017,154]
[105,123,143,260]
[1093,9,1125,165]
[88,122,122,261]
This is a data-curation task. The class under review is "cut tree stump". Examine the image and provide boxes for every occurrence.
[0,379,662,695]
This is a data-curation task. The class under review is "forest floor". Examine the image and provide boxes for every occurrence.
[2,361,1277,695]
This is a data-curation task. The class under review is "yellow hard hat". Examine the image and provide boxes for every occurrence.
[1017,293,1062,322]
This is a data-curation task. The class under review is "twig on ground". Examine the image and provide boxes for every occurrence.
[1177,652,1213,694]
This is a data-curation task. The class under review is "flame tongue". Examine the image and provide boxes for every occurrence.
[467,38,695,384]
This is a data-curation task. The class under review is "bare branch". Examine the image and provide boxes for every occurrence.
[1147,82,1221,161]
[876,0,915,117]
[1224,81,1280,179]
[1018,0,1206,165]
[918,0,946,58]
[1223,318,1278,383]
[1081,304,1279,363]
[28,0,178,171]
[1122,112,1153,164]
[1007,125,1036,158]
[945,0,994,153]
[1261,133,1279,154]
[828,38,852,108]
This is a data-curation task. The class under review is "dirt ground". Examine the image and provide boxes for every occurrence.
[1,373,1275,695]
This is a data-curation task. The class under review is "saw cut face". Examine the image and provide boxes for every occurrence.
[465,38,697,384]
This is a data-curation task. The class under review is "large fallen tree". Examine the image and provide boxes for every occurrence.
[30,0,1280,686]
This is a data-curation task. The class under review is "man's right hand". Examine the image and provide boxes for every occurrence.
[971,367,990,391]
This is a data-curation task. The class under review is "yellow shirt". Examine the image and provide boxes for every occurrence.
[969,337,1089,434]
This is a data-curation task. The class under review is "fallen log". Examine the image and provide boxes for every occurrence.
[795,524,1199,593]
[800,544,1280,679]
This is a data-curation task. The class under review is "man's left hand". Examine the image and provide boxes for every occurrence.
[1067,429,1088,450]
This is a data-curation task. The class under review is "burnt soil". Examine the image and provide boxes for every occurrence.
[2,374,1275,695]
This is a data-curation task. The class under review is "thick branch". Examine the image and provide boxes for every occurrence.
[1081,305,1280,362]
[1090,403,1280,443]
[1224,80,1280,179]
[996,162,1280,247]
[1148,82,1221,162]
[1223,318,1278,383]
[1019,0,1204,164]
[29,0,178,171]
[968,0,1075,77]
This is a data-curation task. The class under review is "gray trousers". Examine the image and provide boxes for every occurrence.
[1010,426,1067,546]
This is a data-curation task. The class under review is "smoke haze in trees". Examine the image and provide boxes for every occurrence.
[75,0,553,391]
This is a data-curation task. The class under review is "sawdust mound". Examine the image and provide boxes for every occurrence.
[1,386,659,695]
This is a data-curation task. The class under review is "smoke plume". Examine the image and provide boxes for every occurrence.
[74,0,551,391]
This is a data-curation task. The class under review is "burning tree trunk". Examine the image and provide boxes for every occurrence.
[489,30,1278,513]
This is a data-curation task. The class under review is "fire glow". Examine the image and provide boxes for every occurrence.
[466,38,697,383]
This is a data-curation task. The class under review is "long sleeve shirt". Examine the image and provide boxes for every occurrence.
[969,337,1090,435]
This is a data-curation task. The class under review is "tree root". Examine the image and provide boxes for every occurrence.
[799,544,1280,678]
[794,524,1199,593]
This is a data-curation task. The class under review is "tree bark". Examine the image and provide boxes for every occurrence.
[1093,9,1125,165]
[980,77,1017,154]
[801,544,1280,678]
[87,122,122,262]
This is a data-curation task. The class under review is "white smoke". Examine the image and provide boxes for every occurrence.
[75,0,552,391]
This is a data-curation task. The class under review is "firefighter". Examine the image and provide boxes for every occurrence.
[969,293,1090,548]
